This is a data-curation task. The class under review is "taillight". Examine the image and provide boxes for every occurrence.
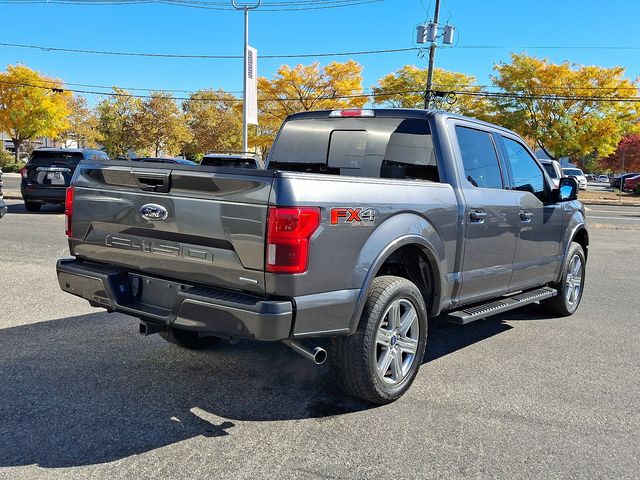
[266,207,321,274]
[65,186,75,237]
[20,167,28,179]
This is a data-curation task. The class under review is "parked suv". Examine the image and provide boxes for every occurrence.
[20,148,109,211]
[539,159,562,189]
[0,168,7,218]
[562,167,587,190]
[201,153,264,169]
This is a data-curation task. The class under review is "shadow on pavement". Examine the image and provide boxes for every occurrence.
[7,202,64,215]
[0,308,524,468]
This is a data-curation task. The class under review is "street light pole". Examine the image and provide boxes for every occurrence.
[232,0,261,153]
[424,0,441,109]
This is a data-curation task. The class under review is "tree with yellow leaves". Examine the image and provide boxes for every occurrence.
[256,60,367,152]
[492,53,640,162]
[372,65,493,120]
[136,92,192,157]
[58,96,99,148]
[183,89,243,158]
[0,64,71,161]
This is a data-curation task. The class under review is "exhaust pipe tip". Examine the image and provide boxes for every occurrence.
[282,339,327,365]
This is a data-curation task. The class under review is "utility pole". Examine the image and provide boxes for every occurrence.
[424,0,441,109]
[232,0,261,153]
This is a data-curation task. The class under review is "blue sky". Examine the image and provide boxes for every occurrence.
[1,0,639,104]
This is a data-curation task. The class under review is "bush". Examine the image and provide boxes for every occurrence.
[0,149,15,168]
[1,163,22,173]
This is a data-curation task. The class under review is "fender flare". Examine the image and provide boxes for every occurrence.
[347,234,444,334]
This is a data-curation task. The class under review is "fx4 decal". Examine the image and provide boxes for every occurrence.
[330,207,375,226]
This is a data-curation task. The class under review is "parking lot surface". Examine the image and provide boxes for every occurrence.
[0,199,638,479]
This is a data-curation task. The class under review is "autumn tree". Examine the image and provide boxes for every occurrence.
[136,92,191,157]
[0,64,71,161]
[256,60,367,152]
[58,95,98,148]
[372,65,494,120]
[492,53,640,164]
[96,88,142,158]
[599,133,640,173]
[183,89,242,157]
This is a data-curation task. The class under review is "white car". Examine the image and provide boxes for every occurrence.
[563,167,588,190]
[597,175,609,183]
[539,159,562,189]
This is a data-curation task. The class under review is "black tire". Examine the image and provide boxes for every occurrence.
[541,242,586,316]
[24,201,41,212]
[159,328,220,350]
[332,275,428,405]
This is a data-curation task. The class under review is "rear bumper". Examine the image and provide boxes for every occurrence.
[56,258,293,341]
[21,185,66,203]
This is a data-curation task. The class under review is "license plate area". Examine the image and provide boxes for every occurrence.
[127,273,190,312]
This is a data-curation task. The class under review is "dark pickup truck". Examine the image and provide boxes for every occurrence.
[57,109,588,404]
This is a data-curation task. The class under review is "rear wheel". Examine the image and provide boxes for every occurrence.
[332,276,428,404]
[159,328,221,350]
[24,201,41,212]
[542,242,586,316]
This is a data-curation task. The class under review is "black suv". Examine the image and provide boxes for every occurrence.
[20,148,109,211]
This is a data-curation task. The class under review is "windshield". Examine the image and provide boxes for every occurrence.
[28,152,83,167]
[563,168,584,177]
[542,163,558,178]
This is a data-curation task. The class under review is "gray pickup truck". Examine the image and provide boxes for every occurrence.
[57,109,588,404]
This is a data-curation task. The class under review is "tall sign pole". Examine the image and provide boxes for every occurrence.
[232,0,261,153]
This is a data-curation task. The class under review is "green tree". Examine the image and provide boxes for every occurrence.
[492,53,640,162]
[96,88,142,158]
[372,65,493,120]
[183,89,242,157]
[136,92,191,157]
[257,61,367,152]
[0,64,71,161]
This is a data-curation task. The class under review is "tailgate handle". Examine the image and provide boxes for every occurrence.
[133,170,171,193]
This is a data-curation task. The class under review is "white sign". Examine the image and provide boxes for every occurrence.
[246,46,258,125]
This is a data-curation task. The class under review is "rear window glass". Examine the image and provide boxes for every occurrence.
[268,117,439,181]
[563,168,584,177]
[542,163,558,178]
[28,152,83,166]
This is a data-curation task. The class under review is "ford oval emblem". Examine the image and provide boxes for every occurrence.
[139,203,168,221]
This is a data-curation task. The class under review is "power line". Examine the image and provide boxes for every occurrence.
[0,41,415,59]
[2,77,640,104]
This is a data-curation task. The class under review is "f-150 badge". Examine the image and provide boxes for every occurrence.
[330,207,375,226]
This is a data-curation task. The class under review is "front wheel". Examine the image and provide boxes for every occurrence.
[332,276,428,404]
[541,242,586,316]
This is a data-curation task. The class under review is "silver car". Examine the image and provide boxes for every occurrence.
[563,167,588,190]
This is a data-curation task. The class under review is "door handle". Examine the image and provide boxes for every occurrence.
[519,210,533,222]
[469,210,487,223]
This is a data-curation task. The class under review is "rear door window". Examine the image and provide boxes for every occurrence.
[455,126,503,189]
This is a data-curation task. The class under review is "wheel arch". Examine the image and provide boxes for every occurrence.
[348,235,445,334]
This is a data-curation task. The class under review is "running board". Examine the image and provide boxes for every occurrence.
[446,287,557,325]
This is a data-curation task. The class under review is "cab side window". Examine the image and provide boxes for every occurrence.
[502,137,545,199]
[456,126,503,189]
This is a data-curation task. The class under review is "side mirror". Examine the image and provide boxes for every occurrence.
[558,176,578,202]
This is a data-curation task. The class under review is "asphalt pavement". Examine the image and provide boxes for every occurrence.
[0,199,639,479]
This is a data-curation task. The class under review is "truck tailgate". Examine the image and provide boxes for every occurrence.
[69,162,275,295]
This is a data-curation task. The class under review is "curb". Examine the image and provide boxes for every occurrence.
[581,200,640,207]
